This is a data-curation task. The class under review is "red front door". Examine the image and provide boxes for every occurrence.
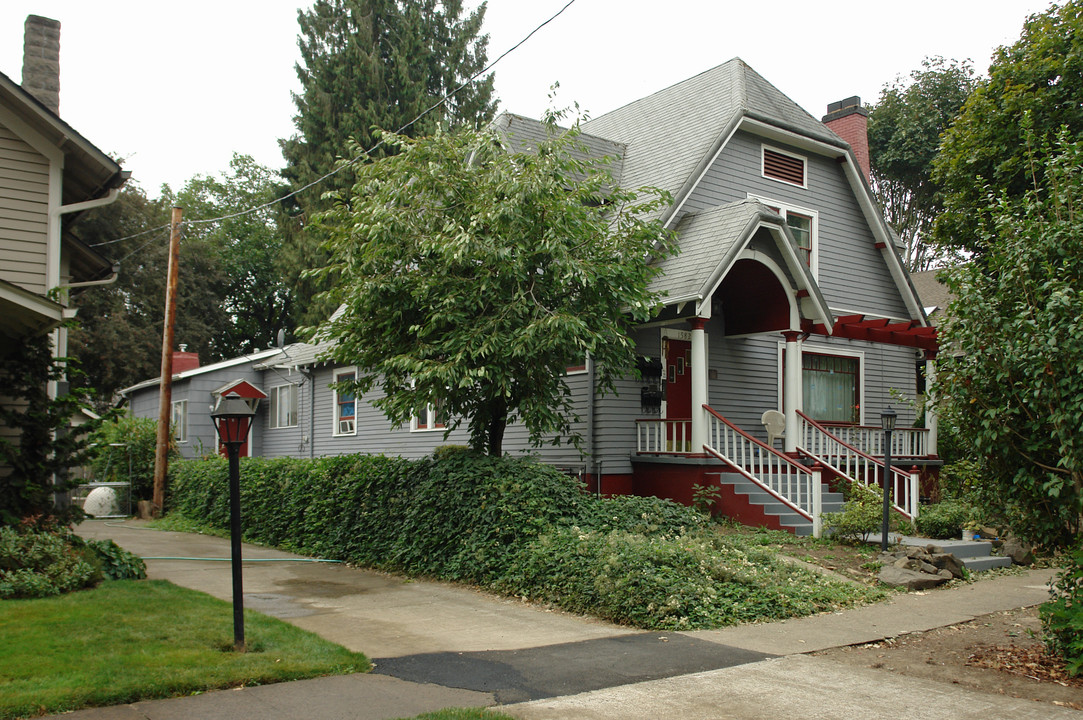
[664,337,692,451]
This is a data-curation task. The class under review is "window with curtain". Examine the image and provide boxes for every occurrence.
[802,353,859,423]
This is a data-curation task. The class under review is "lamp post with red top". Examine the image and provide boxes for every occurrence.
[210,393,255,652]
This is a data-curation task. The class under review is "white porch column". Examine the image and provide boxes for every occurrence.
[783,331,802,453]
[690,317,709,453]
[925,351,938,456]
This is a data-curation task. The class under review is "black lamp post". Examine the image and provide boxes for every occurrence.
[880,406,897,551]
[210,393,255,652]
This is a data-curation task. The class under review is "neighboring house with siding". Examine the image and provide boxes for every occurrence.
[123,59,939,536]
[1,16,127,475]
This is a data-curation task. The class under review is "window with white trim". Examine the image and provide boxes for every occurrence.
[748,193,819,275]
[269,384,298,429]
[333,370,357,436]
[171,400,188,443]
[779,344,865,425]
[762,145,807,188]
[803,352,860,423]
[412,400,446,432]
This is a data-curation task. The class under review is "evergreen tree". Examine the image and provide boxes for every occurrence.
[279,0,497,326]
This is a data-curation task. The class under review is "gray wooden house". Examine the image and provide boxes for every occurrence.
[124,59,939,536]
[1,16,127,475]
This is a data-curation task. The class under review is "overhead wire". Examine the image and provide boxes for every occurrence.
[90,0,579,251]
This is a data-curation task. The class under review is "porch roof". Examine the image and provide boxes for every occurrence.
[649,198,832,328]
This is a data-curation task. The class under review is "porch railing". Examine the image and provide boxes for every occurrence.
[798,411,919,520]
[821,422,930,458]
[704,406,823,537]
[636,418,692,454]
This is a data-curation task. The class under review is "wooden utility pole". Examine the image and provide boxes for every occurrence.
[152,207,183,516]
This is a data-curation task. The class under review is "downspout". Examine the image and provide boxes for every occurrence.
[586,351,597,496]
[306,367,316,459]
[60,263,120,290]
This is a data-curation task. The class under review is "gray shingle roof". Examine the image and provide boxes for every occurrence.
[647,198,831,329]
[649,199,767,301]
[580,58,847,222]
[490,113,626,185]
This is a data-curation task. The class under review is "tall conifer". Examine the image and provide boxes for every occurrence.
[279,0,497,325]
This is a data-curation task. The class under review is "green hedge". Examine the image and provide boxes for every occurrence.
[168,452,879,629]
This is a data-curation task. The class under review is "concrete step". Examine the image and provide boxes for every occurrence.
[888,534,1014,573]
[894,536,994,559]
[959,555,1013,572]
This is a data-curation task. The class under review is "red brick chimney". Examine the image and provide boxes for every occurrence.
[822,96,869,182]
[173,345,200,374]
[22,15,61,114]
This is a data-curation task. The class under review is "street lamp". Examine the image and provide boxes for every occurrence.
[880,406,897,551]
[210,393,255,652]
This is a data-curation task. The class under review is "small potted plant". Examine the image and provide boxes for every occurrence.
[962,520,983,541]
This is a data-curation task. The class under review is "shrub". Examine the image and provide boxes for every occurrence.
[89,416,169,502]
[81,538,147,580]
[822,485,884,544]
[168,453,881,629]
[1040,546,1083,676]
[915,500,972,539]
[0,526,98,599]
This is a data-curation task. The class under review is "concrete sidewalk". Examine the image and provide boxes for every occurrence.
[54,520,1067,720]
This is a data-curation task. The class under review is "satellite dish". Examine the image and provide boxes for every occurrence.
[277,328,286,348]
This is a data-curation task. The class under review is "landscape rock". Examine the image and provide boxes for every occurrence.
[878,545,966,588]
[878,565,950,590]
[929,553,966,579]
[1002,538,1035,566]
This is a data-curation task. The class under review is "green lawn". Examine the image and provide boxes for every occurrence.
[0,579,369,719]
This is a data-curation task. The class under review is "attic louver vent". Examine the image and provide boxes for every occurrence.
[763,148,805,186]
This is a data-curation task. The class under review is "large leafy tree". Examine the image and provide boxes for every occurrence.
[313,124,676,456]
[70,156,290,401]
[937,133,1083,549]
[867,57,976,271]
[933,0,1083,254]
[169,155,294,356]
[279,0,497,326]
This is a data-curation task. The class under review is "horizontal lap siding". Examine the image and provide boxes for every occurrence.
[0,124,49,293]
[681,131,909,319]
[260,370,308,458]
[593,327,662,475]
[308,365,591,465]
[128,365,269,459]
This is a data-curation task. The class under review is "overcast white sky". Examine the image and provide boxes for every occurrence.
[0,1,1058,196]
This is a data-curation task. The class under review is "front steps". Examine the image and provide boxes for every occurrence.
[718,474,844,536]
[718,475,1016,571]
[893,535,1013,573]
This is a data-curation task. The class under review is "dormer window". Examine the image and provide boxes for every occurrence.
[748,193,819,276]
[762,145,806,188]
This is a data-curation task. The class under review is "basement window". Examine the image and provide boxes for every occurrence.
[762,145,807,188]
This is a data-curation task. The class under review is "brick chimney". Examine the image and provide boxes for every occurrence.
[822,96,869,182]
[173,345,200,374]
[22,15,61,114]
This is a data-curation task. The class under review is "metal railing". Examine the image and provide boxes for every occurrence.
[704,406,823,537]
[636,418,693,453]
[821,422,929,458]
[799,411,919,520]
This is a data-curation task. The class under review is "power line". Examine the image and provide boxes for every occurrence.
[92,0,579,249]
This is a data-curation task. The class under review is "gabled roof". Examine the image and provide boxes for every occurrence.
[119,349,281,396]
[0,69,125,206]
[490,112,626,186]
[580,58,846,223]
[648,198,831,327]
